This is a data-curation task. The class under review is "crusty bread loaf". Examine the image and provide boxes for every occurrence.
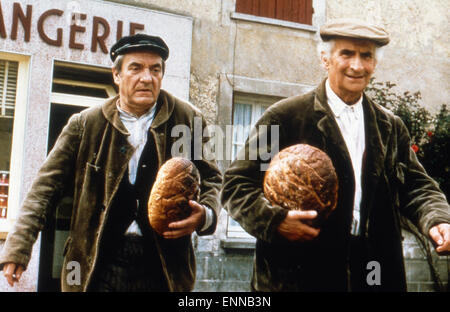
[148,157,201,236]
[263,144,338,225]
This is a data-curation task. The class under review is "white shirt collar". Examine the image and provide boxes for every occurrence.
[116,99,158,122]
[325,79,363,118]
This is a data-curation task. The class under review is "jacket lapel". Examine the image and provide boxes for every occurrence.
[313,81,360,234]
[313,81,392,237]
[102,95,129,135]
[360,95,392,235]
[314,80,354,177]
[100,96,134,204]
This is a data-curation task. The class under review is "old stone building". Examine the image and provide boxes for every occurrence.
[0,0,448,292]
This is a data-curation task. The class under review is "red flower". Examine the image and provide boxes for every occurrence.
[427,131,433,138]
[411,144,419,153]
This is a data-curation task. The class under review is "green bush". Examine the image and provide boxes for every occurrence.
[366,78,449,198]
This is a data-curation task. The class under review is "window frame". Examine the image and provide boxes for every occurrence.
[231,93,274,160]
[51,78,116,108]
[0,60,19,118]
[0,52,31,238]
[235,0,314,25]
[227,93,277,239]
[232,0,319,33]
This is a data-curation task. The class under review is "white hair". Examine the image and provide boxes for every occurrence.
[112,54,125,72]
[317,39,385,62]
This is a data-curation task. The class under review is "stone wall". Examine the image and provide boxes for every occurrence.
[402,231,449,292]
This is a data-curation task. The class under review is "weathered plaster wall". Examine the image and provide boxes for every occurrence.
[114,0,449,115]
[233,24,321,84]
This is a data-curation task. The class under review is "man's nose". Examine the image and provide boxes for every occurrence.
[349,56,364,72]
[140,69,153,82]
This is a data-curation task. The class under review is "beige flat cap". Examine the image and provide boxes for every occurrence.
[320,18,390,46]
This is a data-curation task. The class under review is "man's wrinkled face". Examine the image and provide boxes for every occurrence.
[322,38,377,104]
[113,51,163,115]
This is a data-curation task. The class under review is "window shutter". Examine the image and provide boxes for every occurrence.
[260,1,276,19]
[0,60,19,118]
[236,0,313,25]
[235,0,253,15]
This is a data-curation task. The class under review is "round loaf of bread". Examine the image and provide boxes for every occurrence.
[148,157,201,236]
[263,144,338,225]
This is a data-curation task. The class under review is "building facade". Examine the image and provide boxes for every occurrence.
[0,0,448,292]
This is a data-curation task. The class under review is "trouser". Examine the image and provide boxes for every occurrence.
[89,235,169,292]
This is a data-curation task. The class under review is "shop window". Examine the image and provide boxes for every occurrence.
[0,54,29,236]
[227,93,281,238]
[0,60,18,220]
[235,0,313,25]
[50,61,116,108]
[0,60,18,118]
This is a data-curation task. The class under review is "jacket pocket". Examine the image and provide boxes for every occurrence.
[84,162,102,180]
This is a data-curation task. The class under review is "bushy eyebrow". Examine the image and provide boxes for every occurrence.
[127,62,142,68]
[338,49,374,57]
[339,49,355,55]
[127,62,162,69]
[361,51,374,57]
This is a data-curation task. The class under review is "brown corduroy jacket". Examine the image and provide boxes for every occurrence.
[0,89,222,291]
[221,79,450,291]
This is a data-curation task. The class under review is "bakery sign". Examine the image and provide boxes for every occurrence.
[0,1,193,68]
[0,0,156,54]
[0,0,193,99]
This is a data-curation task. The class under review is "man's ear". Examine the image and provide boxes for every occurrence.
[320,52,330,70]
[112,68,121,86]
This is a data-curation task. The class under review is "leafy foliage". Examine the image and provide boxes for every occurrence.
[366,78,449,198]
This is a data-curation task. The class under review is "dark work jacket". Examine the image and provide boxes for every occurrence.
[221,79,450,291]
[0,90,222,291]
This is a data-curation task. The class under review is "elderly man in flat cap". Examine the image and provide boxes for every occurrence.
[222,19,450,291]
[0,34,221,291]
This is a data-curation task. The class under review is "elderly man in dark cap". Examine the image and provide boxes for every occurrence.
[221,19,450,291]
[0,34,222,291]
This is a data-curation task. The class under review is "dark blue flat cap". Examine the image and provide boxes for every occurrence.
[110,33,169,61]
